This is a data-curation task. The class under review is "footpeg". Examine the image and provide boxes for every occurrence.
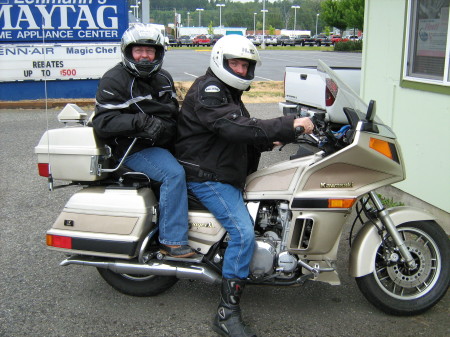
[156,252,203,263]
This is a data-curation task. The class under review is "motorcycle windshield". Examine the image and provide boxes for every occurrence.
[316,60,381,125]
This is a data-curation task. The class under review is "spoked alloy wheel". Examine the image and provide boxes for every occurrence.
[356,221,450,315]
[97,267,178,297]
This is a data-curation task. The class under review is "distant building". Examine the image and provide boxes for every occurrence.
[280,30,311,37]
[179,27,246,36]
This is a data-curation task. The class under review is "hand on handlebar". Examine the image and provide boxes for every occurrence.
[294,117,314,134]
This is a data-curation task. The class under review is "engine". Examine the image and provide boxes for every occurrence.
[248,201,299,279]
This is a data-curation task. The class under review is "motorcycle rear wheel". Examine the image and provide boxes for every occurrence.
[356,220,450,316]
[97,268,178,297]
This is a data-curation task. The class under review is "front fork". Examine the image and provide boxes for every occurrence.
[369,191,417,269]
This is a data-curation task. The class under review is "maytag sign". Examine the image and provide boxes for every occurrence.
[0,0,128,100]
[0,0,127,42]
[0,43,120,81]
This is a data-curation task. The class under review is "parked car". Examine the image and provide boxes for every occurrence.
[192,34,211,47]
[294,34,311,46]
[330,34,342,45]
[246,35,261,46]
[313,34,331,46]
[263,35,278,46]
[176,35,193,47]
[210,34,224,45]
[166,34,177,47]
[303,35,317,46]
[277,35,296,46]
[343,35,359,41]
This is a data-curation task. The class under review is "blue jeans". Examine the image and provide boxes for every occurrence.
[124,147,189,246]
[187,181,255,279]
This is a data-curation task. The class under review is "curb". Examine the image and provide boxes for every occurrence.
[0,98,96,110]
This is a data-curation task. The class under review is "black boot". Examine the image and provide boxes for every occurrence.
[212,278,257,337]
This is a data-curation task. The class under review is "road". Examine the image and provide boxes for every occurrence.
[163,49,362,81]
[0,105,448,337]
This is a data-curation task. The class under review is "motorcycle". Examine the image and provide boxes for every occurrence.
[35,61,449,316]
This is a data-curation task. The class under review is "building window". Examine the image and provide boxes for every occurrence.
[404,0,449,86]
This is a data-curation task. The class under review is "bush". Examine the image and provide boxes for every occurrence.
[334,40,363,51]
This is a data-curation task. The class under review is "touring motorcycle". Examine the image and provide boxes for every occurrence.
[35,61,449,316]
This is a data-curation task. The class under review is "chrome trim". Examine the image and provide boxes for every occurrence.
[61,256,221,284]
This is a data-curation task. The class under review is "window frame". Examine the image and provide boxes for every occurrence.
[402,0,450,93]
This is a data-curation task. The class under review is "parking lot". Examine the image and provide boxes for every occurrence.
[0,103,448,337]
[163,49,362,82]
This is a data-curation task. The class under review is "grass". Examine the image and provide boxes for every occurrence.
[175,81,284,103]
[377,194,405,208]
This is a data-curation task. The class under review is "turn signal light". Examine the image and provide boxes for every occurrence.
[328,199,356,208]
[46,234,72,249]
[369,138,393,160]
[38,163,50,177]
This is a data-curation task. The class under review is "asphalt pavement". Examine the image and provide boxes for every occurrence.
[0,105,448,337]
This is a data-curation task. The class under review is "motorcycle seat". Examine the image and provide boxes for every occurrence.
[109,164,208,211]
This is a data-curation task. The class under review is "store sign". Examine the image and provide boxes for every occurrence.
[0,0,127,43]
[0,43,120,80]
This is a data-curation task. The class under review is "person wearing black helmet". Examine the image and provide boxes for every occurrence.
[93,23,194,258]
[176,34,314,336]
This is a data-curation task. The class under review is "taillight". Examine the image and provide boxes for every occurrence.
[325,78,338,106]
[46,234,72,249]
[38,163,50,177]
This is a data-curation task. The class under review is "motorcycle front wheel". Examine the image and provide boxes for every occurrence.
[356,220,450,316]
[97,268,178,297]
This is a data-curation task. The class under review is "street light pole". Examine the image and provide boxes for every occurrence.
[316,13,320,35]
[261,0,267,49]
[291,5,300,32]
[196,8,204,27]
[217,4,225,34]
[253,12,257,34]
[187,12,190,27]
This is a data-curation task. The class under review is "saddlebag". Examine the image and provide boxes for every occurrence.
[46,185,157,259]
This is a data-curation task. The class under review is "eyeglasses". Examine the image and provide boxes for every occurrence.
[132,47,156,55]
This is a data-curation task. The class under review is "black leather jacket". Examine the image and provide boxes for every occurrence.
[93,63,179,159]
[175,68,296,189]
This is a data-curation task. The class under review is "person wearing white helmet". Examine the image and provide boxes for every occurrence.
[93,23,194,258]
[176,34,314,337]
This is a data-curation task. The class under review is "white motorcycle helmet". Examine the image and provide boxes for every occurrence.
[121,23,165,78]
[210,35,261,91]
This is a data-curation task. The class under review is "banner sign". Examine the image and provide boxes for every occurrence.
[0,43,120,81]
[0,0,128,43]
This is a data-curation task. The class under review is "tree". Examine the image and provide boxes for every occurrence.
[342,0,364,32]
[320,0,347,35]
[208,21,214,35]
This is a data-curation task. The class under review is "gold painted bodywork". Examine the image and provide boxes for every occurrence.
[46,118,413,281]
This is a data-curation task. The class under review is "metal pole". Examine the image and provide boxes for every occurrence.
[217,4,225,34]
[316,13,320,35]
[291,5,300,33]
[261,0,266,49]
[142,0,149,23]
[253,13,256,34]
[196,8,204,27]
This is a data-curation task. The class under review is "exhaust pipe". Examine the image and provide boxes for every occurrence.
[61,256,221,284]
